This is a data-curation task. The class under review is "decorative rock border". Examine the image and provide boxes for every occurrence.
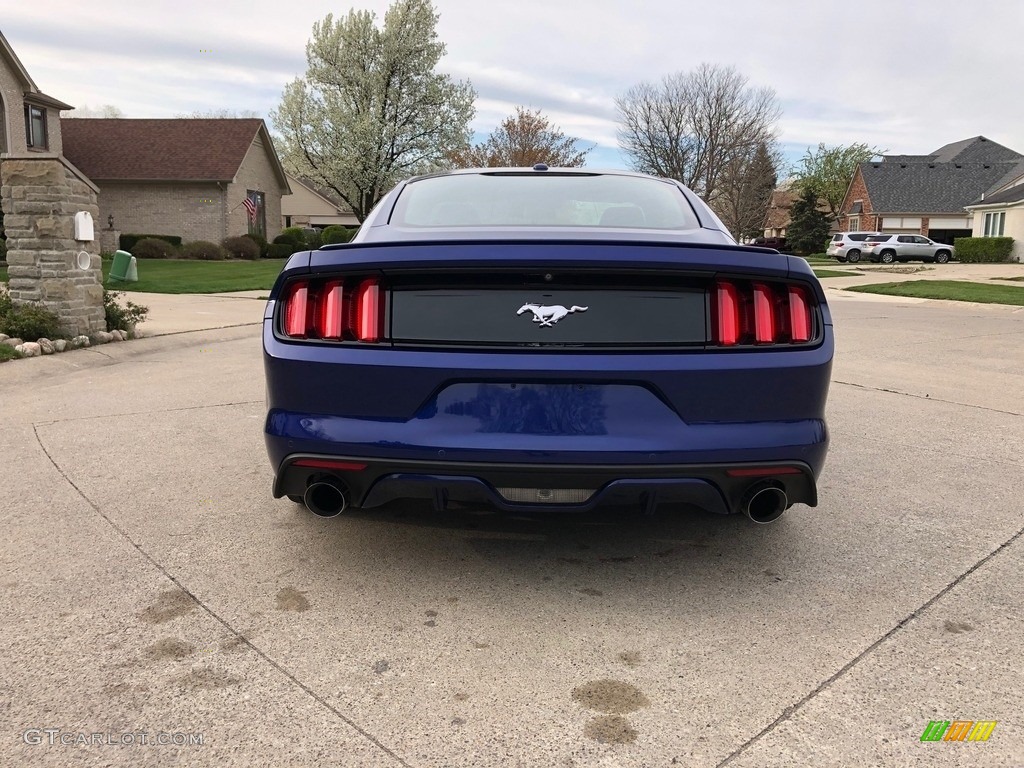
[0,330,141,359]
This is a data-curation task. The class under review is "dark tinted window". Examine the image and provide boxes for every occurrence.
[390,173,701,230]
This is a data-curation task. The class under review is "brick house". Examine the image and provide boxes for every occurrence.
[61,118,290,249]
[838,136,1024,245]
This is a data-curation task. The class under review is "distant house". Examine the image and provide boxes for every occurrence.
[963,167,1024,262]
[839,136,1024,245]
[282,174,359,230]
[61,118,290,247]
[762,188,796,239]
[761,185,838,240]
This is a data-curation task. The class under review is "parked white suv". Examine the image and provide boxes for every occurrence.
[863,235,955,264]
[826,232,884,263]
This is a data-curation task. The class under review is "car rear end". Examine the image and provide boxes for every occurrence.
[263,170,833,523]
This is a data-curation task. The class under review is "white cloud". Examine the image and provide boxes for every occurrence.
[3,0,1022,169]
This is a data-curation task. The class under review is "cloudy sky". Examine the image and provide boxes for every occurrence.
[4,0,1023,171]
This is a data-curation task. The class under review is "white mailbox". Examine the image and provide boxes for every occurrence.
[74,211,95,241]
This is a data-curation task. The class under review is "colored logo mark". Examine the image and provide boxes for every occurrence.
[920,720,996,742]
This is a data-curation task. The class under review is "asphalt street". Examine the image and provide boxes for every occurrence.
[1,275,1022,767]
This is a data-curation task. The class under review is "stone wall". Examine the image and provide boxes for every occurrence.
[0,157,105,337]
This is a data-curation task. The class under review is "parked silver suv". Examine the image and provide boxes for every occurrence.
[864,235,955,264]
[826,232,884,263]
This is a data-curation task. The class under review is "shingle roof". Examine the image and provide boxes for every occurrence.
[61,118,268,181]
[858,137,1024,214]
[861,161,1019,212]
[968,183,1024,207]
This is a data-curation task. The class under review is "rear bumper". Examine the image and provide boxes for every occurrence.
[270,453,822,516]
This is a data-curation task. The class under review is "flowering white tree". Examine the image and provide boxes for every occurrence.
[271,0,476,222]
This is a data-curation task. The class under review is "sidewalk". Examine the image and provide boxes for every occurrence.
[126,290,267,336]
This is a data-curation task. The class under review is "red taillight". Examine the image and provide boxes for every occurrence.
[788,285,812,342]
[356,279,381,342]
[714,281,741,346]
[281,276,386,343]
[283,280,310,338]
[315,280,345,340]
[752,283,775,343]
[712,280,816,347]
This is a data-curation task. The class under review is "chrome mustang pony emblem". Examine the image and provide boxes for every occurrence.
[516,303,589,327]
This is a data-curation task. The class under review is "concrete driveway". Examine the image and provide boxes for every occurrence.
[1,284,1022,766]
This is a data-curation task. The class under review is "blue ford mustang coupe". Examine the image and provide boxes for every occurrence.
[263,167,832,524]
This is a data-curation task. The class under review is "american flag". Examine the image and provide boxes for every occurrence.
[243,195,258,223]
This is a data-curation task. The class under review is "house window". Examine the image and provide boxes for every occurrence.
[245,190,266,238]
[983,211,1005,237]
[848,216,859,231]
[25,104,47,149]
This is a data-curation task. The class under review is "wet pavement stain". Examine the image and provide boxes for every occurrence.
[425,610,438,617]
[275,587,310,612]
[618,651,642,668]
[138,590,196,624]
[578,587,603,597]
[451,717,466,727]
[584,715,638,744]
[423,620,437,627]
[143,638,195,661]
[454,693,470,701]
[943,620,974,633]
[472,642,490,650]
[373,660,390,674]
[572,679,650,714]
[175,667,242,690]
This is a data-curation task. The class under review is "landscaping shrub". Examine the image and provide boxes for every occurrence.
[181,240,227,260]
[953,236,1013,263]
[0,239,7,263]
[0,285,11,318]
[131,237,177,260]
[0,300,64,341]
[277,226,308,248]
[103,289,149,332]
[305,229,323,250]
[242,233,269,258]
[221,236,260,260]
[322,225,357,245]
[0,345,20,362]
[268,243,295,259]
[120,233,182,252]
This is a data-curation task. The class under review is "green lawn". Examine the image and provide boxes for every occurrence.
[103,258,287,294]
[813,269,859,278]
[846,280,1024,306]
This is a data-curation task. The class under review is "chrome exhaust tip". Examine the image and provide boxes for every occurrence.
[302,481,348,518]
[742,483,788,525]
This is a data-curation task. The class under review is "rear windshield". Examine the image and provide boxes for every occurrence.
[389,173,701,230]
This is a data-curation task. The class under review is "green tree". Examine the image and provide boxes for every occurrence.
[791,142,882,223]
[786,186,831,255]
[271,0,476,222]
[449,106,592,168]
